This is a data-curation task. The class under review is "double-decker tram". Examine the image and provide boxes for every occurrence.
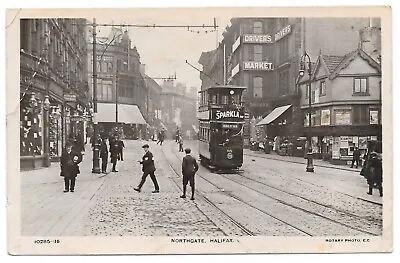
[197,85,246,171]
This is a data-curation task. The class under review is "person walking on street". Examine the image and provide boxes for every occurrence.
[134,144,160,193]
[180,148,199,200]
[118,138,125,161]
[178,135,184,152]
[157,129,165,146]
[351,147,361,168]
[175,127,180,143]
[110,135,119,172]
[100,137,109,173]
[60,142,82,193]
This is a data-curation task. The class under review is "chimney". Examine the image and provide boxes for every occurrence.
[359,26,381,63]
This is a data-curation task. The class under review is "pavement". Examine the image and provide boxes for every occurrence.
[244,149,362,172]
[20,140,224,236]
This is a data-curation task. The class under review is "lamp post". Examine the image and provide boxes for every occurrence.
[299,52,314,172]
[91,18,101,174]
[43,95,51,167]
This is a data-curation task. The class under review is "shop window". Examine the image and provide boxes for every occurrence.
[353,105,368,124]
[335,109,352,125]
[253,21,263,34]
[253,45,263,61]
[253,77,263,98]
[319,81,326,96]
[353,78,368,94]
[369,108,379,124]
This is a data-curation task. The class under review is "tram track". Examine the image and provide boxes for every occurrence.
[174,141,382,236]
[244,152,383,206]
[163,141,313,236]
[161,143,255,236]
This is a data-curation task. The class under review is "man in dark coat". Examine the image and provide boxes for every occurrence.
[367,151,383,197]
[351,147,361,168]
[100,137,108,173]
[60,142,82,193]
[157,129,165,145]
[180,148,199,200]
[175,127,180,143]
[109,135,119,172]
[118,139,125,161]
[134,144,159,193]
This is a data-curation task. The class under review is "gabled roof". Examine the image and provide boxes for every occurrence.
[321,55,345,73]
[329,48,381,79]
[299,48,381,84]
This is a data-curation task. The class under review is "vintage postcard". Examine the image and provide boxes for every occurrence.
[6,6,392,255]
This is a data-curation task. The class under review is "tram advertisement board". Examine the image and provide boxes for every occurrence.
[211,108,245,121]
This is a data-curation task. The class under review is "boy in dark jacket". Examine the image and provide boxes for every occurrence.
[180,148,199,200]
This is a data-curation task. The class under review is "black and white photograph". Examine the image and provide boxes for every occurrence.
[6,6,392,255]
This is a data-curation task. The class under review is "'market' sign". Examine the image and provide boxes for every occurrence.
[243,61,273,71]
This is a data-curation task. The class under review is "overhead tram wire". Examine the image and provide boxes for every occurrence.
[185,60,220,85]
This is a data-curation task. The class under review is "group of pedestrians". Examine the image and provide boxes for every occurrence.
[100,135,125,173]
[59,131,199,200]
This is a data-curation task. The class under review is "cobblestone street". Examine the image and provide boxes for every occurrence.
[21,140,383,237]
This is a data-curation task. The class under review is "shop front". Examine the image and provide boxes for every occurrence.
[303,106,382,165]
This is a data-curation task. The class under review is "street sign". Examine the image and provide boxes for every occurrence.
[64,94,76,102]
[70,116,88,122]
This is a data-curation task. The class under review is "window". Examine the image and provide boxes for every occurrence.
[305,84,309,99]
[253,21,263,34]
[279,70,289,96]
[253,45,263,61]
[353,78,368,94]
[353,105,368,125]
[319,81,326,96]
[253,77,263,98]
[221,95,229,104]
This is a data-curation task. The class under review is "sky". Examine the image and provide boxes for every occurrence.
[93,9,235,90]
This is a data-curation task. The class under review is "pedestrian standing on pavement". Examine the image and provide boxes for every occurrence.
[175,127,180,143]
[118,138,125,161]
[60,142,82,193]
[180,148,199,200]
[366,151,383,197]
[100,137,109,173]
[351,147,361,168]
[134,144,160,193]
[178,135,184,152]
[109,135,119,172]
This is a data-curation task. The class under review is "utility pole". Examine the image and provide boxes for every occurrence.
[116,66,119,126]
[92,18,101,174]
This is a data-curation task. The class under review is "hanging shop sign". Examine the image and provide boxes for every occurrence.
[232,36,241,53]
[275,25,292,42]
[242,34,273,44]
[64,94,77,102]
[243,61,273,71]
[231,63,240,77]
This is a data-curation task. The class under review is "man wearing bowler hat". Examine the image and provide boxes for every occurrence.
[134,144,160,193]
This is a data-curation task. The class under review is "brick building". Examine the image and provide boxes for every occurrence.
[199,17,378,146]
[160,80,198,139]
[20,18,89,169]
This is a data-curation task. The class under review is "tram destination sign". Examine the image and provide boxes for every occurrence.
[212,109,245,121]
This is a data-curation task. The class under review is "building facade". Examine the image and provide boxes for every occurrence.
[160,80,198,139]
[20,18,89,169]
[298,48,381,164]
[199,17,378,147]
[87,28,148,137]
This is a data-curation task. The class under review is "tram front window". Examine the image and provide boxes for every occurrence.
[213,125,243,147]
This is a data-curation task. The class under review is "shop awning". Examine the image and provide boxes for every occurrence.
[97,103,147,124]
[192,125,199,133]
[256,104,292,126]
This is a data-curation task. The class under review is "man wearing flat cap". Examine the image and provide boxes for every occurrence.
[134,144,160,193]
